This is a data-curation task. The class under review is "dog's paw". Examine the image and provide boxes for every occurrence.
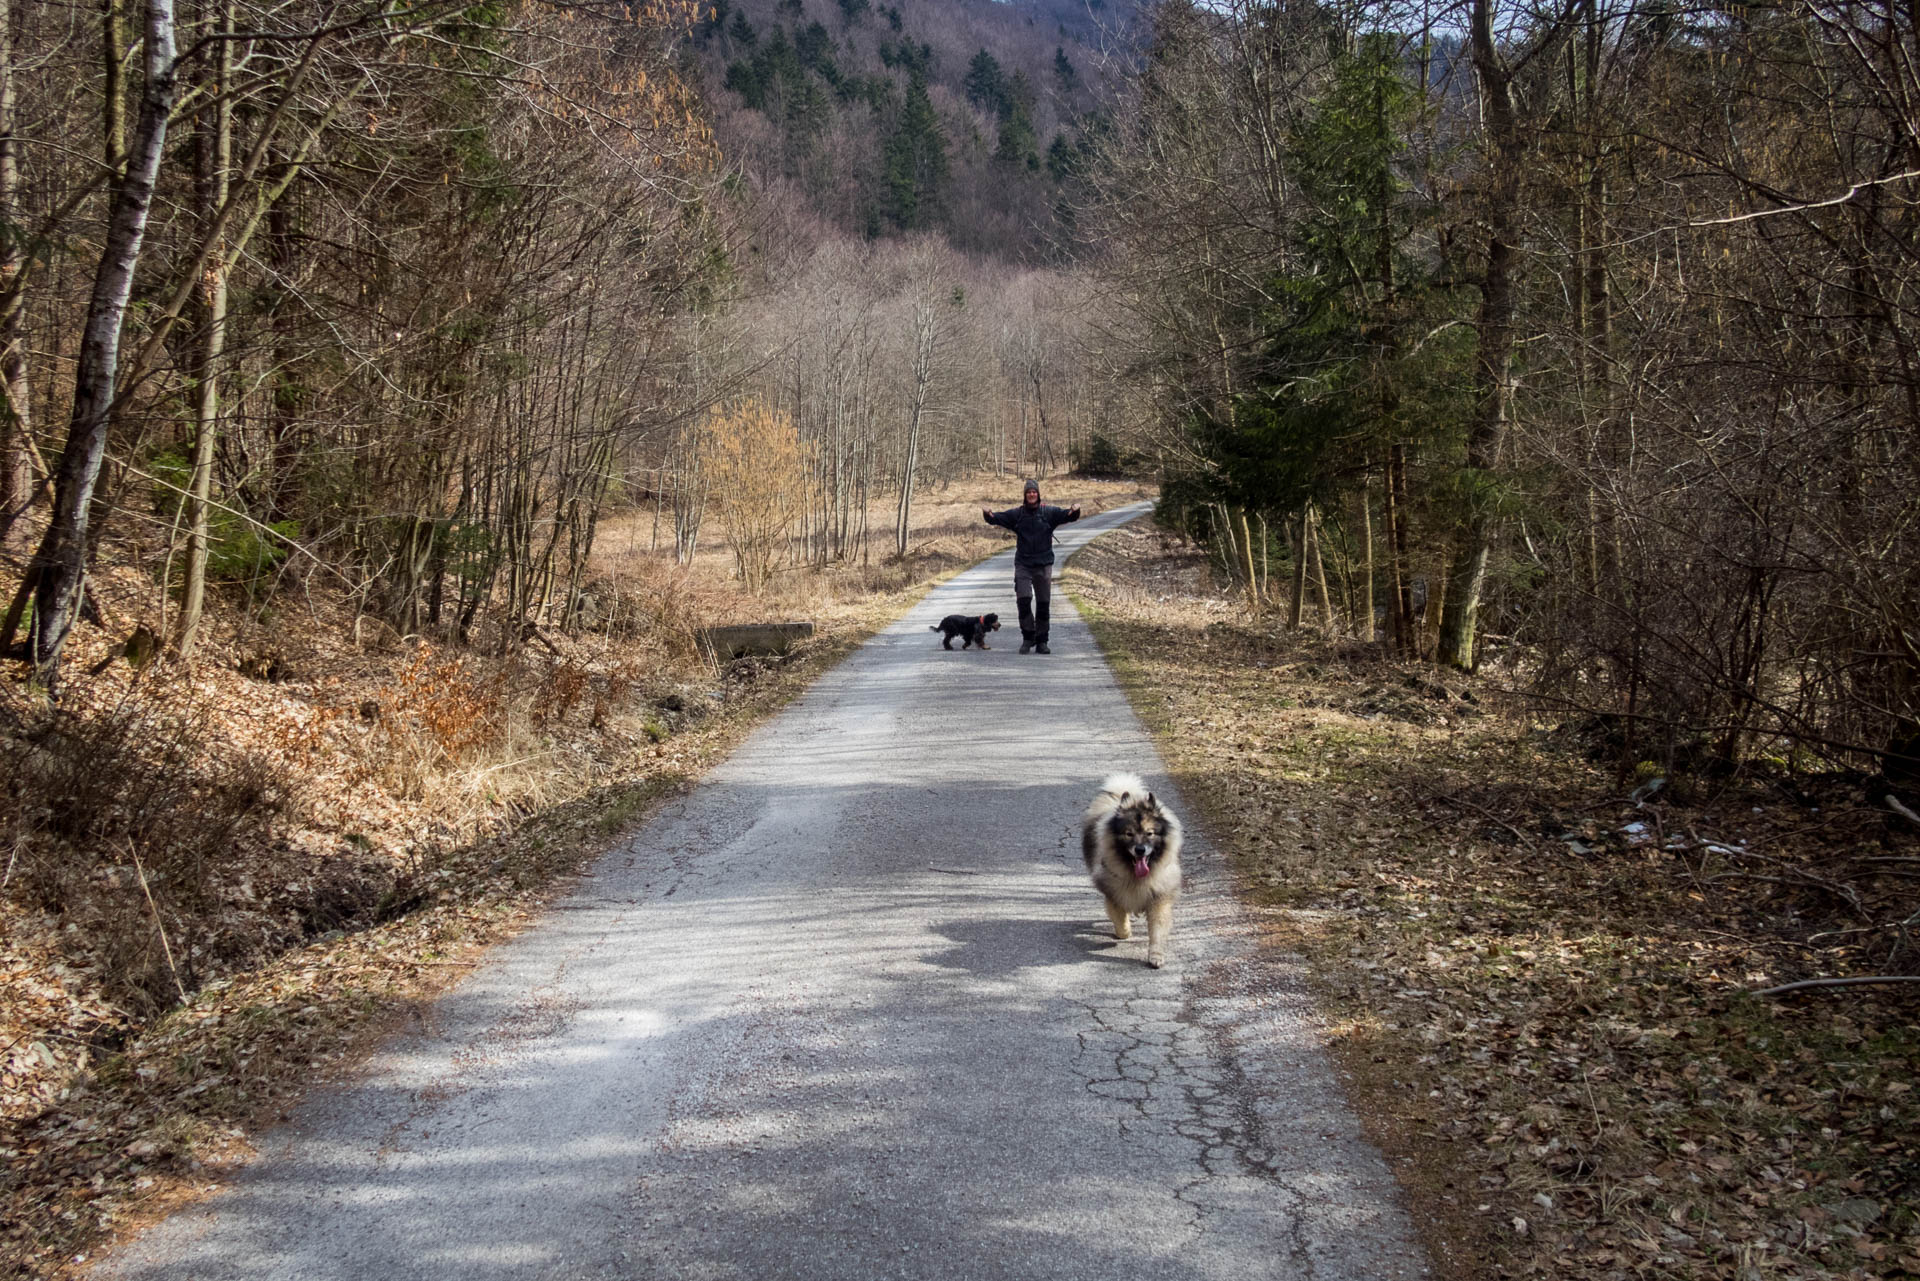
[1114,921,1132,940]
[1145,950,1166,969]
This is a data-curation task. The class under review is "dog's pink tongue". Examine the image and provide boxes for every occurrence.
[1132,857,1151,879]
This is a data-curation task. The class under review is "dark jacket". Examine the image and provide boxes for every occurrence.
[986,502,1080,566]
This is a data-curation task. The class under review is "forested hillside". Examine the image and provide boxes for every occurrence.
[687,0,1120,257]
[0,0,1135,699]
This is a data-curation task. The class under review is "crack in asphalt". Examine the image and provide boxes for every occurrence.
[98,505,1427,1281]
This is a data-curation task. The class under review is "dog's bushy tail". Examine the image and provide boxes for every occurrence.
[1085,772,1147,830]
[929,624,940,631]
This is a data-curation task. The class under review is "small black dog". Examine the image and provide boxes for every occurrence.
[931,612,1000,650]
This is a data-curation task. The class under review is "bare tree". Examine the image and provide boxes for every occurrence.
[892,241,964,557]
[1435,0,1579,670]
[0,0,31,548]
[175,0,233,659]
[4,0,176,682]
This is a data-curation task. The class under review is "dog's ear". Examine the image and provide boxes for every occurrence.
[1116,790,1131,805]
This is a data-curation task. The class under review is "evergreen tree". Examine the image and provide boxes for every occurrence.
[758,25,802,86]
[724,60,766,110]
[993,72,1038,168]
[1202,35,1465,516]
[882,40,932,75]
[834,0,869,24]
[964,50,1007,114]
[796,21,832,67]
[1045,133,1075,182]
[995,101,1038,169]
[1053,47,1077,92]
[882,71,948,229]
[781,75,830,166]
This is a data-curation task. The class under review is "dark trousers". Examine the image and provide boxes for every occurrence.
[1015,562,1052,644]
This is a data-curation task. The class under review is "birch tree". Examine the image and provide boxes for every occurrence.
[8,0,176,684]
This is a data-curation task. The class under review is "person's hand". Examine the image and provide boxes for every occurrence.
[982,508,993,521]
[1069,504,1082,518]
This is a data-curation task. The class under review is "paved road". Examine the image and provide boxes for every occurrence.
[100,503,1426,1281]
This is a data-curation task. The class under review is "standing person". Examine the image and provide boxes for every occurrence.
[983,479,1081,653]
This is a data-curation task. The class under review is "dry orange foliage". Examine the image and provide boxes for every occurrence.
[698,400,813,594]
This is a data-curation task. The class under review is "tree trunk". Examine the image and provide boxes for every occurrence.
[1580,0,1613,602]
[103,0,127,175]
[895,285,938,557]
[1288,509,1308,629]
[1237,508,1258,612]
[996,395,1004,475]
[1029,362,1055,477]
[8,0,176,682]
[1212,502,1239,590]
[0,0,32,549]
[1309,507,1334,630]
[176,0,233,659]
[1436,0,1524,670]
[264,172,305,521]
[1359,480,1376,640]
[894,411,919,557]
[1386,442,1417,654]
[1257,513,1269,599]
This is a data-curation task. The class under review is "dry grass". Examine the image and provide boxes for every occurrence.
[0,469,1151,1279]
[591,473,1154,626]
[1064,520,1920,1281]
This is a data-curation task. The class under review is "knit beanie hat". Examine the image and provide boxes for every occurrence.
[1023,478,1041,497]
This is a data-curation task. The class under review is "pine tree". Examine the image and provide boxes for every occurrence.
[1198,35,1465,542]
[995,100,1037,169]
[796,21,831,67]
[882,71,947,229]
[1045,133,1074,182]
[992,71,1038,168]
[964,49,1006,114]
[724,59,766,109]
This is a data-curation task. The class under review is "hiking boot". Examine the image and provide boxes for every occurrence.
[1035,643,1051,654]
[1019,635,1035,654]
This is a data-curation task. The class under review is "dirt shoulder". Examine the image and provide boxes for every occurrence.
[0,473,1152,1279]
[1063,519,1920,1281]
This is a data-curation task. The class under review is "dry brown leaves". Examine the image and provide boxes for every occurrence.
[1,471,1157,1278]
[1065,522,1920,1281]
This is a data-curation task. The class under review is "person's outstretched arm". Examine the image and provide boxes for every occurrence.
[984,507,1011,528]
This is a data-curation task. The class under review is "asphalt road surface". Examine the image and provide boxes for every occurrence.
[100,502,1427,1281]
